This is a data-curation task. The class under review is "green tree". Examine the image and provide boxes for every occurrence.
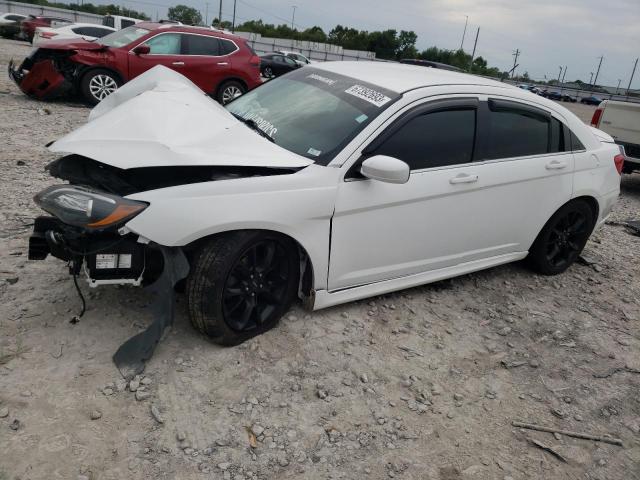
[168,4,202,25]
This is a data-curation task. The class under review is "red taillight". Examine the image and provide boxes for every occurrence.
[40,31,58,39]
[614,153,625,175]
[591,108,603,127]
[249,55,260,67]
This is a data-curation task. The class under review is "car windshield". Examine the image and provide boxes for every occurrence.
[98,26,150,47]
[225,68,399,165]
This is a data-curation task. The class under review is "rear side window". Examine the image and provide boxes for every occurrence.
[121,19,135,28]
[549,117,565,153]
[183,34,220,55]
[7,15,23,21]
[375,109,476,170]
[219,39,238,55]
[103,16,114,28]
[484,102,549,159]
[569,130,585,151]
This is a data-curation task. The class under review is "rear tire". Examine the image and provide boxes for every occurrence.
[80,69,122,105]
[526,200,595,275]
[216,80,246,105]
[187,231,299,346]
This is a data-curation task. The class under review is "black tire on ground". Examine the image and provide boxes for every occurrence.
[80,68,122,105]
[526,200,595,275]
[187,231,299,346]
[216,80,246,105]
[263,66,273,78]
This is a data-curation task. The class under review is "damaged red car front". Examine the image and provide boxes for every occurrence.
[9,39,107,100]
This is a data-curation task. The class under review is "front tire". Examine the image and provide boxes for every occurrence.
[526,200,595,275]
[80,69,122,105]
[187,231,299,346]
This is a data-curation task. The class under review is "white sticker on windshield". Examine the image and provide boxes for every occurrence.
[307,147,322,157]
[345,85,391,107]
[355,114,368,123]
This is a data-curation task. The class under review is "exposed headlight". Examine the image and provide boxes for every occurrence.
[34,185,147,229]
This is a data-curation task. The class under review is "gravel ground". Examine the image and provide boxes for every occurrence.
[1,38,639,480]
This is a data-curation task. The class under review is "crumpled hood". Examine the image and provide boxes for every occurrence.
[37,38,106,51]
[49,65,313,170]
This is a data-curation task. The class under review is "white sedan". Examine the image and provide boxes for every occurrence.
[29,62,622,374]
[32,22,115,46]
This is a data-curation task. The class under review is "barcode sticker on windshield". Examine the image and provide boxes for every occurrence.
[345,85,391,107]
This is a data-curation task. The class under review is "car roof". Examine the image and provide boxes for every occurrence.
[313,61,514,94]
[137,22,242,42]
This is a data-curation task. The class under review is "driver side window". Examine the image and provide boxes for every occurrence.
[145,33,181,55]
[374,108,477,170]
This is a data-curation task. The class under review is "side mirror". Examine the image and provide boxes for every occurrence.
[133,44,150,55]
[360,155,410,184]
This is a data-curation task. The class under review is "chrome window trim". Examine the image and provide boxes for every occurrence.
[129,31,239,57]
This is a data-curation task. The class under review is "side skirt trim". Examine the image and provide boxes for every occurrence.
[312,251,528,310]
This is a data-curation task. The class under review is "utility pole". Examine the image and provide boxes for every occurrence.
[592,55,603,91]
[459,15,468,51]
[616,79,621,94]
[627,57,638,96]
[231,0,236,32]
[589,72,594,88]
[291,5,297,30]
[559,66,567,94]
[218,0,222,27]
[467,26,479,72]
[511,49,520,79]
[205,2,209,26]
[557,66,562,83]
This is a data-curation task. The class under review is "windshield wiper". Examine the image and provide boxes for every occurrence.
[232,113,275,143]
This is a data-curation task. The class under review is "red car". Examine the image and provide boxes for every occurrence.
[20,15,72,42]
[9,23,262,105]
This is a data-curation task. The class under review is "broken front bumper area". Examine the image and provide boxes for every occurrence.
[29,216,189,379]
[8,54,73,100]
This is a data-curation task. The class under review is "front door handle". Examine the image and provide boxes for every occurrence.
[217,62,229,65]
[545,159,568,170]
[172,61,185,66]
[449,173,478,184]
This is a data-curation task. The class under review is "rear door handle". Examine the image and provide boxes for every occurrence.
[449,173,478,184]
[172,61,185,66]
[217,62,229,65]
[545,159,568,170]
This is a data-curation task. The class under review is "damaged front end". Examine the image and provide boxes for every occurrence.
[29,181,189,379]
[9,47,79,99]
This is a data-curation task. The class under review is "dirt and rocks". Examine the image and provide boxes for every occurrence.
[1,38,639,480]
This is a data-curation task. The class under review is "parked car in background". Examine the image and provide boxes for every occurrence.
[20,15,72,42]
[102,14,142,30]
[33,23,116,47]
[591,100,640,173]
[546,91,562,100]
[0,12,26,38]
[9,23,262,104]
[28,62,622,357]
[260,53,301,77]
[275,49,314,65]
[400,58,464,72]
[581,96,602,106]
[560,93,577,103]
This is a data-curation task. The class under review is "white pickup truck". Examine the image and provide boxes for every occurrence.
[591,100,640,173]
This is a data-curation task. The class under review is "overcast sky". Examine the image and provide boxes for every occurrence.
[119,0,640,88]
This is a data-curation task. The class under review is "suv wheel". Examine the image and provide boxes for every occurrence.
[263,66,274,78]
[217,80,246,105]
[527,200,594,275]
[81,69,122,105]
[187,231,299,345]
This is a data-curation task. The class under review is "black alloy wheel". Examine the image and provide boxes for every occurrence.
[187,231,299,345]
[222,240,290,332]
[527,200,594,275]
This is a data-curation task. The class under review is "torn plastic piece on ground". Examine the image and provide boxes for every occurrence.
[112,246,189,380]
[624,220,640,236]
